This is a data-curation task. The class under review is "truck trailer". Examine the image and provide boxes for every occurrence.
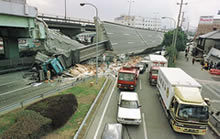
[157,67,209,135]
[148,54,167,85]
[117,66,139,90]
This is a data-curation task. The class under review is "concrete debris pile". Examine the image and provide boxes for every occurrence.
[123,56,142,67]
[24,29,87,82]
[69,64,96,77]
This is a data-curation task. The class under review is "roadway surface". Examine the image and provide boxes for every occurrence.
[83,53,219,139]
[0,71,66,109]
[104,22,164,54]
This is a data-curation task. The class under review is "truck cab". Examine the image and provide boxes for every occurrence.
[148,55,167,85]
[149,66,159,85]
[117,67,139,90]
[169,87,209,135]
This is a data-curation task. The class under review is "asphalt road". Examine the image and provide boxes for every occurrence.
[83,51,220,139]
[83,70,217,139]
[0,71,66,109]
[103,22,164,54]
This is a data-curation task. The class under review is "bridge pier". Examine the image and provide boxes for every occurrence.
[3,37,19,59]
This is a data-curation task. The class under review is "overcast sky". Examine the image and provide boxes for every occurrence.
[27,0,219,29]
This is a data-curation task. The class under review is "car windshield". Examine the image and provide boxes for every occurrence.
[120,100,138,108]
[178,104,209,121]
[118,73,135,81]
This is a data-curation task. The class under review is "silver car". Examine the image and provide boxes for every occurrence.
[102,123,123,139]
[117,92,142,125]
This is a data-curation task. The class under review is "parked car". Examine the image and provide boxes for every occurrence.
[117,91,142,125]
[102,123,123,139]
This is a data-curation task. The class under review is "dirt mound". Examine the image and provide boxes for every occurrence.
[27,94,78,129]
[2,110,52,139]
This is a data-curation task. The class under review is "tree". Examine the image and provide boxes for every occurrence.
[162,28,188,52]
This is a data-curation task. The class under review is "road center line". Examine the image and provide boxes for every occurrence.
[0,81,16,87]
[142,113,148,139]
[0,86,31,96]
[140,79,142,90]
[93,80,117,139]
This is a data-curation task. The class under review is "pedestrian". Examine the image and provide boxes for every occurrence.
[185,52,188,58]
[192,58,195,64]
[186,55,189,62]
[209,61,213,70]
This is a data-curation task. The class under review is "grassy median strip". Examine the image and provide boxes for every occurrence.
[50,77,106,137]
[0,77,107,138]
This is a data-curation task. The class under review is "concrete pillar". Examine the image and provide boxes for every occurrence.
[3,37,19,59]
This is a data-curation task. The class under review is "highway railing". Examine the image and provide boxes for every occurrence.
[38,13,94,25]
[209,109,220,137]
[0,75,96,116]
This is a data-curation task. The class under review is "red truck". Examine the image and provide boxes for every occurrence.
[148,55,167,85]
[117,66,139,90]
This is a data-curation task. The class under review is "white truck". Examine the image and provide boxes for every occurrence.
[148,54,167,85]
[157,67,209,135]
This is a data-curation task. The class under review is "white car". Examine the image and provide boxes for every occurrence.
[117,92,142,125]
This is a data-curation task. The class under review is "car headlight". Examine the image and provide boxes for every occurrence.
[175,122,184,127]
[130,85,134,87]
[118,84,121,86]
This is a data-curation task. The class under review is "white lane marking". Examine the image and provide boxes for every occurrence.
[112,43,118,46]
[210,100,220,103]
[204,84,220,98]
[124,33,130,36]
[142,113,148,139]
[192,135,197,139]
[128,42,135,44]
[196,78,220,84]
[0,85,31,96]
[107,32,113,35]
[93,80,117,139]
[0,81,16,87]
[140,79,142,90]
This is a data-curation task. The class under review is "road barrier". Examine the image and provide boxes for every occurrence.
[0,75,96,116]
[209,110,220,137]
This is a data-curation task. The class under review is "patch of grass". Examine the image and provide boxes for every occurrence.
[56,77,106,136]
[0,77,106,138]
[0,112,17,136]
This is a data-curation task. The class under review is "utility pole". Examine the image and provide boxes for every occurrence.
[180,12,185,28]
[173,0,187,63]
[128,0,134,25]
[64,0,67,20]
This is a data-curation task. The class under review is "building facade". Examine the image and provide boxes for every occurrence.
[114,15,161,30]
[195,15,220,38]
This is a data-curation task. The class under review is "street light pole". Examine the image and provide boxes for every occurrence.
[161,17,176,48]
[128,0,134,25]
[80,3,99,84]
[64,0,67,19]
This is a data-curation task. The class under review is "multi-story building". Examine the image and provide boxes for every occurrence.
[114,15,161,30]
[195,15,220,38]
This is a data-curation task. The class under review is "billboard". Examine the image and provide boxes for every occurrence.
[199,16,213,24]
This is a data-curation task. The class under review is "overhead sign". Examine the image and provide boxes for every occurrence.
[199,16,213,24]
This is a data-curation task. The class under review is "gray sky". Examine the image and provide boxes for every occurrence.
[27,0,219,29]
